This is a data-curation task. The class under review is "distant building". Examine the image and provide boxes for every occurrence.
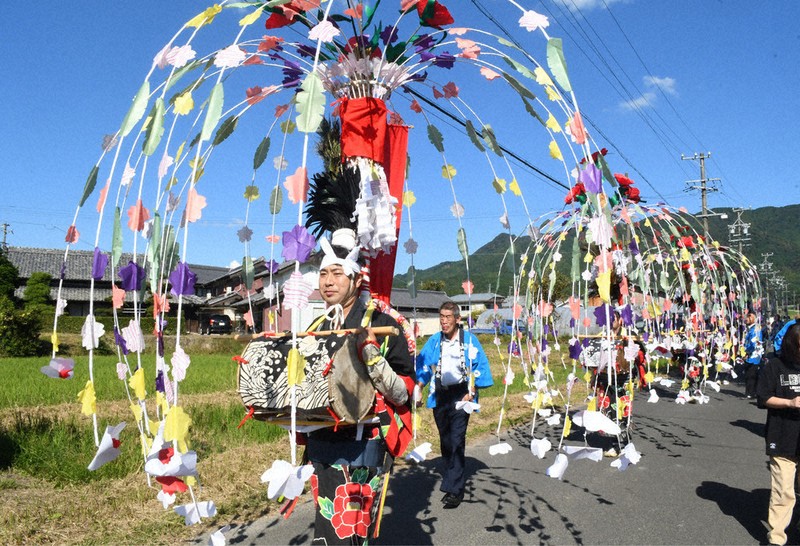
[450,292,505,317]
[7,246,450,337]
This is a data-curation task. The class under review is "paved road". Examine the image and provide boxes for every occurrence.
[200,381,793,545]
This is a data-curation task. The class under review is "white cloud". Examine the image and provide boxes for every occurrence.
[644,75,677,95]
[553,0,627,11]
[228,260,241,269]
[620,75,677,110]
[620,91,656,111]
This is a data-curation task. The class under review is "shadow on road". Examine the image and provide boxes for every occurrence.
[730,418,765,438]
[696,481,770,544]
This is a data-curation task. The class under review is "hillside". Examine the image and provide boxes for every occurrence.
[394,204,800,298]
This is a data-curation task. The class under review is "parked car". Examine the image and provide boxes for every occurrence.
[203,314,232,335]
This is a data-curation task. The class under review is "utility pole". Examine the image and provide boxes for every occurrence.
[759,253,776,316]
[727,207,751,254]
[1,223,12,252]
[682,152,723,238]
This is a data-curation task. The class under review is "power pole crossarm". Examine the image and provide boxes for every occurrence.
[682,152,722,239]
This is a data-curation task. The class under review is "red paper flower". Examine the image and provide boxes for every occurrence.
[331,482,375,539]
[416,0,454,28]
[619,395,631,418]
[614,173,634,187]
[625,186,641,202]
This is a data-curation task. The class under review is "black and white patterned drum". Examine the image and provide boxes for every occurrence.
[237,333,375,424]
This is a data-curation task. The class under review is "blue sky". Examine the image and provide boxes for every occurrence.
[1,0,798,277]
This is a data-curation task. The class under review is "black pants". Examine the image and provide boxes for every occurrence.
[433,381,470,496]
[744,363,761,397]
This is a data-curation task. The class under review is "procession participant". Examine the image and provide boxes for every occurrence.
[743,312,764,399]
[415,301,493,509]
[757,323,800,546]
[303,231,415,544]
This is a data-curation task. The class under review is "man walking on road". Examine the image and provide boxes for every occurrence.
[743,312,764,399]
[415,302,493,509]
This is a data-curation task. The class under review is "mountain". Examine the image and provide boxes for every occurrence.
[394,204,800,299]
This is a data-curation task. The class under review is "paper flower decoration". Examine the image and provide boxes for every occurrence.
[562,446,604,462]
[647,390,659,403]
[237,225,254,242]
[281,225,316,263]
[119,261,146,291]
[610,443,641,471]
[519,10,549,31]
[88,422,127,471]
[546,453,568,480]
[174,500,216,526]
[145,446,198,477]
[283,271,314,311]
[91,247,109,280]
[169,262,197,296]
[462,280,474,295]
[261,460,314,500]
[530,438,552,459]
[81,315,105,350]
[489,442,512,456]
[208,526,231,546]
[122,320,145,353]
[571,410,621,435]
[40,357,75,379]
[283,166,309,204]
[405,442,433,463]
[171,346,191,382]
[157,490,176,509]
[455,400,480,414]
[450,202,465,218]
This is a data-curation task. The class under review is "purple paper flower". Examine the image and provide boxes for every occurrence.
[594,303,611,327]
[296,43,315,58]
[569,340,583,360]
[265,259,280,274]
[118,261,146,292]
[620,304,634,327]
[419,50,435,62]
[168,262,196,296]
[413,34,434,51]
[629,239,640,256]
[114,327,129,355]
[433,52,455,69]
[155,370,165,393]
[92,247,109,281]
[237,225,253,243]
[282,60,303,88]
[642,331,650,343]
[380,26,399,45]
[281,225,316,263]
[579,163,603,194]
[60,261,67,280]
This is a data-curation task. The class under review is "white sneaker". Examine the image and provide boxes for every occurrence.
[722,380,730,385]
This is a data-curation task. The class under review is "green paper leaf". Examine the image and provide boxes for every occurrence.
[659,270,670,291]
[79,165,99,207]
[597,154,615,185]
[213,115,239,146]
[457,228,469,261]
[521,97,546,127]
[295,72,326,133]
[112,207,123,266]
[253,137,271,170]
[464,120,485,152]
[407,266,417,299]
[120,81,150,137]
[243,256,254,289]
[427,124,444,153]
[481,124,503,157]
[502,71,536,100]
[142,98,165,156]
[571,235,580,281]
[269,186,283,214]
[201,82,224,142]
[164,61,202,94]
[546,38,572,92]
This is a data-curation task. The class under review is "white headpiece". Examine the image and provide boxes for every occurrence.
[319,236,361,277]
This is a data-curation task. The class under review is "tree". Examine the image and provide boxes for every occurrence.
[0,250,18,301]
[23,272,52,311]
[419,280,446,292]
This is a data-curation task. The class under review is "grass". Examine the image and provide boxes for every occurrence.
[0,334,588,545]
